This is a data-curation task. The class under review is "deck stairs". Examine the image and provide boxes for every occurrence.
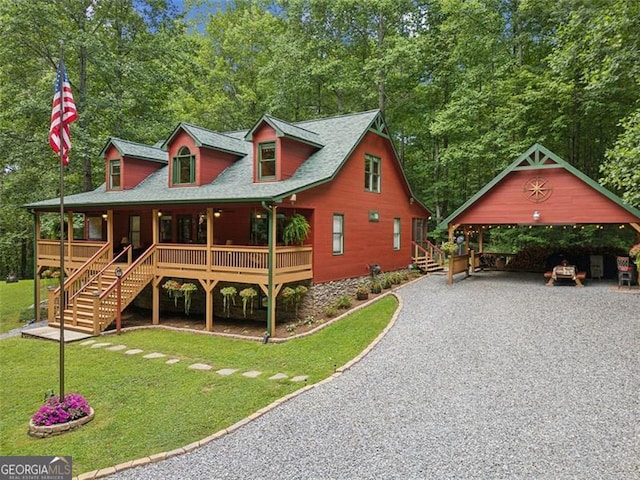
[412,241,445,274]
[49,245,156,335]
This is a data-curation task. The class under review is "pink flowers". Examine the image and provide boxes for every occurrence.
[31,393,91,426]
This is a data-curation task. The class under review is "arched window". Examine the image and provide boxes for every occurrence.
[172,146,195,185]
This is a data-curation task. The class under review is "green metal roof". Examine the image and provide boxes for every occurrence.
[438,143,640,229]
[27,110,428,214]
[99,137,167,163]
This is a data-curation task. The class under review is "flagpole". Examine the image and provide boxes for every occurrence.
[57,40,66,400]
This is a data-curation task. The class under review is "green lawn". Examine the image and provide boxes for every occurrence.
[0,279,36,333]
[0,295,397,476]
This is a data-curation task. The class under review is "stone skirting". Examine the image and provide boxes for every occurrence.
[28,408,95,438]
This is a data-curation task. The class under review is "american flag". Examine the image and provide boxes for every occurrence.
[49,60,78,165]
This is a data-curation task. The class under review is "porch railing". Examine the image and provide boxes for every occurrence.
[38,240,106,265]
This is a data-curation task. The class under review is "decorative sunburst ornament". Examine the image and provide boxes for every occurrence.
[524,177,552,203]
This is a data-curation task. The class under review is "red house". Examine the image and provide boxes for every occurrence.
[29,110,431,336]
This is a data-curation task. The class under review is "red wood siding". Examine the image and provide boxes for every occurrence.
[280,137,316,180]
[293,131,429,283]
[198,148,237,185]
[103,146,163,191]
[456,169,638,225]
[122,157,163,190]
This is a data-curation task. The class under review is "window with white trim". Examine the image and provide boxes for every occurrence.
[172,146,195,185]
[364,154,381,192]
[259,142,276,180]
[393,218,401,250]
[332,214,344,255]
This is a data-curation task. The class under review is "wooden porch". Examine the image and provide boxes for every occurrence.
[37,240,313,336]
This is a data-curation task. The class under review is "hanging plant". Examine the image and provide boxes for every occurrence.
[220,286,237,317]
[239,287,258,317]
[162,279,183,306]
[180,283,197,315]
[283,213,310,246]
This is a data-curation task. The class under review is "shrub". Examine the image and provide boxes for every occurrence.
[325,306,338,317]
[31,393,91,427]
[334,295,352,309]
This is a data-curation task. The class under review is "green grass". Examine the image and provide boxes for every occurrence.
[0,295,397,476]
[0,279,36,333]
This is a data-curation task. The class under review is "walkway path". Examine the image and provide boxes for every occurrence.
[107,272,639,480]
[76,339,308,383]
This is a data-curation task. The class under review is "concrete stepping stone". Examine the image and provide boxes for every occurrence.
[291,375,308,383]
[124,349,144,355]
[80,340,96,346]
[269,373,288,380]
[166,359,180,365]
[91,342,112,349]
[242,370,261,378]
[143,352,166,359]
[216,368,238,376]
[189,363,212,370]
[106,345,127,351]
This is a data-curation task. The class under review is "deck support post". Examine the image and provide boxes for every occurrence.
[152,276,161,325]
[199,279,218,332]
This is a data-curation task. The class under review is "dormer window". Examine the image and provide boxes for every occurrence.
[109,159,121,190]
[258,142,276,180]
[172,146,195,185]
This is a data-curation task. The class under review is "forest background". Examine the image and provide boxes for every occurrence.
[1,0,639,278]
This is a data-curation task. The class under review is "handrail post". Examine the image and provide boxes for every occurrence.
[92,290,100,335]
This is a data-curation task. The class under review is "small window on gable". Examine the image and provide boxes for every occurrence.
[259,142,276,180]
[365,154,381,193]
[172,146,195,185]
[109,159,121,190]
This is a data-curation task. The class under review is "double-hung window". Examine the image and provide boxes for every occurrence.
[172,147,195,185]
[109,160,121,190]
[259,142,276,180]
[332,214,344,255]
[393,218,401,250]
[364,154,381,193]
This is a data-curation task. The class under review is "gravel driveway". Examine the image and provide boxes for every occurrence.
[108,272,639,479]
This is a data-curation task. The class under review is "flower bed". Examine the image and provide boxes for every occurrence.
[29,393,94,438]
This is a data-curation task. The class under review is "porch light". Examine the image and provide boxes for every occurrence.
[157,211,163,217]
[290,193,297,204]
[532,210,541,222]
[102,213,108,221]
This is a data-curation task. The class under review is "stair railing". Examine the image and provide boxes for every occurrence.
[93,245,157,333]
[63,245,132,328]
[48,242,112,324]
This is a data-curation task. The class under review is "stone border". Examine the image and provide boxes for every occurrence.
[74,292,404,480]
[29,408,95,438]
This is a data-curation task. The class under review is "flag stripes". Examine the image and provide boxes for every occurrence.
[49,61,77,165]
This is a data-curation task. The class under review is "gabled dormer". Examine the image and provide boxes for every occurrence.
[162,123,247,187]
[100,138,167,191]
[245,115,324,182]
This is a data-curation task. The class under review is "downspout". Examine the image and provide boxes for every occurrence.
[261,201,275,342]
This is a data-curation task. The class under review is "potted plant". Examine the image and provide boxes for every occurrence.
[356,284,369,300]
[441,241,457,257]
[180,282,197,315]
[283,213,310,246]
[369,279,382,294]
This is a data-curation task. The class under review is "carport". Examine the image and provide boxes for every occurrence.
[439,144,640,282]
